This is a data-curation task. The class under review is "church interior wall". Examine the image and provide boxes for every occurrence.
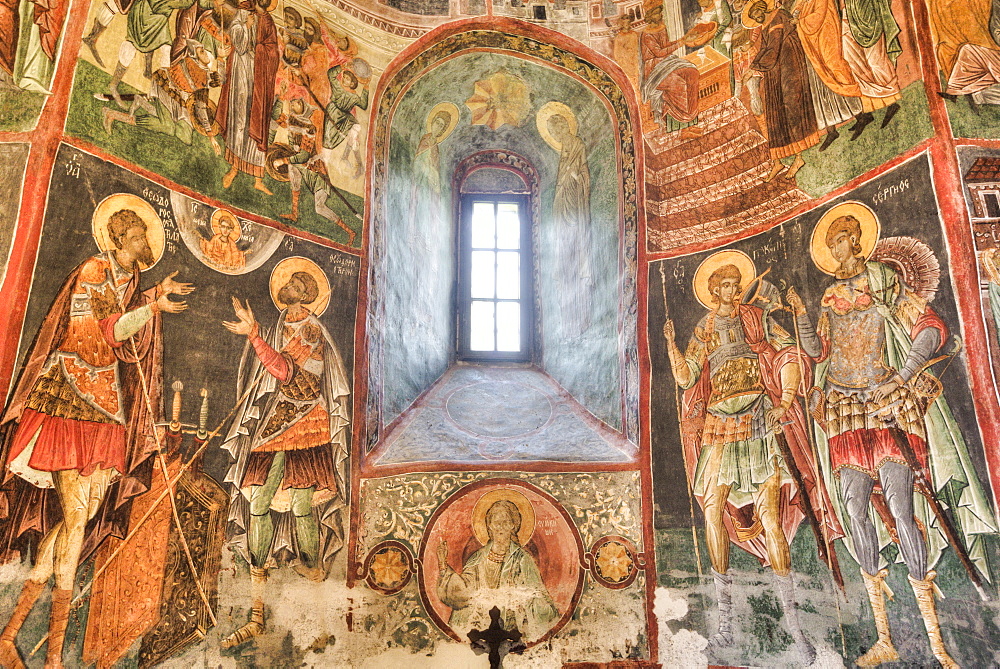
[0,0,999,666]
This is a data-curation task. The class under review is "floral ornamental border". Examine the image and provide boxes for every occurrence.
[366,28,640,450]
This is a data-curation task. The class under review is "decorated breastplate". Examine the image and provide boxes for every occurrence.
[259,316,328,442]
[706,314,763,404]
[823,274,892,389]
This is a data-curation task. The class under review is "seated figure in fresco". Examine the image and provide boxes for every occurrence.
[437,499,559,642]
[789,211,997,668]
[663,252,841,663]
[640,0,702,138]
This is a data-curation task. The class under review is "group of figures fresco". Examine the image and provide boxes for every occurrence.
[58,0,371,245]
[613,0,907,179]
[0,145,360,666]
[653,156,998,667]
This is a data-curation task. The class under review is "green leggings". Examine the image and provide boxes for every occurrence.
[248,452,319,567]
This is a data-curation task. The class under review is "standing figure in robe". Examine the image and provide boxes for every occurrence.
[548,111,592,339]
[0,206,193,668]
[217,0,279,195]
[0,0,68,92]
[840,0,902,129]
[640,0,702,138]
[790,212,997,668]
[219,267,351,648]
[795,0,867,148]
[747,0,819,181]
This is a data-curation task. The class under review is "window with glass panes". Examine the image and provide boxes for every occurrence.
[457,194,531,360]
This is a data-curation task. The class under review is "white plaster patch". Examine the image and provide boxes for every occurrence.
[654,586,708,668]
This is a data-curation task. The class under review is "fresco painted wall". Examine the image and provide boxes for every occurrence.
[0,142,29,285]
[649,155,1000,667]
[631,0,934,251]
[1,1,1000,667]
[379,49,627,433]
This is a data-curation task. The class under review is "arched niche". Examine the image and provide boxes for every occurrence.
[362,20,642,455]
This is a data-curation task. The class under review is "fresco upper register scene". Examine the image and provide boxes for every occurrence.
[0,0,999,668]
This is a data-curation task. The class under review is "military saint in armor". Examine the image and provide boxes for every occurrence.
[663,250,840,663]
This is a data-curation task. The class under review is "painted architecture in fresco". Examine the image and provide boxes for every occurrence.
[0,0,999,667]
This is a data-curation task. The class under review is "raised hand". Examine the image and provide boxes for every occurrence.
[159,271,195,297]
[223,297,257,336]
[156,293,187,314]
[437,540,449,567]
[787,287,805,315]
[663,318,675,344]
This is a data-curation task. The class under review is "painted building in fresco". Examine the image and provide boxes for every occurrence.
[0,0,998,667]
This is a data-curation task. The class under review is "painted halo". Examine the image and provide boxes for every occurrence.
[425,102,460,142]
[536,101,579,151]
[810,200,881,276]
[210,208,242,241]
[92,193,165,270]
[471,487,535,547]
[692,249,756,309]
[269,256,331,316]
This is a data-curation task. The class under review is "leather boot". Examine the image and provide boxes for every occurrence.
[0,579,44,669]
[82,21,107,68]
[108,64,128,110]
[909,571,959,669]
[281,190,300,221]
[221,566,267,649]
[774,572,815,664]
[707,568,734,650]
[45,588,71,669]
[857,569,899,666]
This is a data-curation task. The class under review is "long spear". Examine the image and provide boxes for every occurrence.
[658,263,704,582]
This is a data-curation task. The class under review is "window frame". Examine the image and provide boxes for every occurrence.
[456,192,533,362]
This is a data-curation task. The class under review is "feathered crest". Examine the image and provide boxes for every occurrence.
[872,236,941,301]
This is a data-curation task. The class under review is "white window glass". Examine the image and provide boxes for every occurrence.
[496,302,521,352]
[470,300,495,351]
[495,252,520,299]
[496,203,520,249]
[471,202,495,248]
[470,251,496,299]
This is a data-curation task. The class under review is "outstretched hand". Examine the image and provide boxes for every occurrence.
[159,271,195,297]
[156,294,187,314]
[223,297,257,336]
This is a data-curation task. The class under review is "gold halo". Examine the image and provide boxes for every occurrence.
[536,101,579,151]
[91,193,165,271]
[269,256,331,315]
[741,0,774,29]
[211,208,242,242]
[471,488,536,547]
[692,249,756,309]
[426,102,460,142]
[810,201,881,276]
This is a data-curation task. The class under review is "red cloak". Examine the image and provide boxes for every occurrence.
[215,8,279,153]
[0,257,164,564]
[679,304,843,567]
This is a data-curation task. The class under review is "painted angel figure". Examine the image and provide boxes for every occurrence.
[789,204,997,668]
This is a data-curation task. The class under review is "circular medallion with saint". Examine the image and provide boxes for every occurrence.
[417,479,584,647]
